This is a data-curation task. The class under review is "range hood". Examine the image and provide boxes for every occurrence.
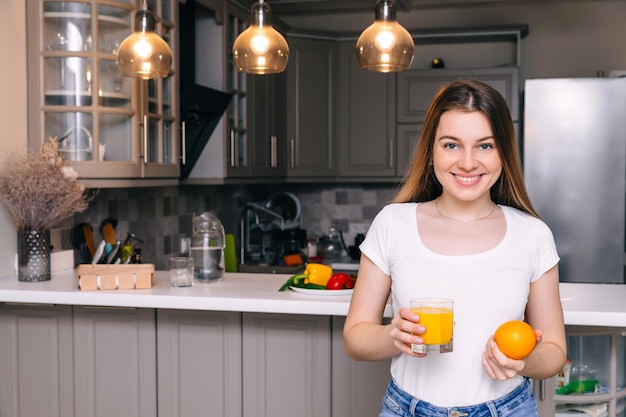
[179,83,233,179]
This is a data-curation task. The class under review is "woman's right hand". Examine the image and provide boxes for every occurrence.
[390,307,427,356]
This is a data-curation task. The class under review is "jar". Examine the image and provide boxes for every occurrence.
[190,212,225,282]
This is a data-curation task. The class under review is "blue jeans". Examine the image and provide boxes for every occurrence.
[379,378,539,417]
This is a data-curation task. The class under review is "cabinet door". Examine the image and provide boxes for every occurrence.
[338,42,396,178]
[26,0,179,183]
[224,2,252,177]
[249,72,287,177]
[139,0,180,179]
[73,306,157,417]
[396,123,422,177]
[331,316,391,417]
[156,309,242,417]
[397,67,520,124]
[286,37,336,177]
[242,313,331,417]
[0,303,74,417]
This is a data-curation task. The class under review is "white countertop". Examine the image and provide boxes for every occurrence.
[0,272,624,326]
[0,271,366,316]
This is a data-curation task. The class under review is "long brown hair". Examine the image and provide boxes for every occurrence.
[392,80,538,218]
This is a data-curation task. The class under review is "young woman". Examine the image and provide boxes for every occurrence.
[344,80,567,416]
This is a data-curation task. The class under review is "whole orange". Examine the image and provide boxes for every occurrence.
[494,320,536,360]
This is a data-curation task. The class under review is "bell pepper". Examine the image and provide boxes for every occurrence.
[303,263,333,286]
[278,271,330,292]
[326,272,355,290]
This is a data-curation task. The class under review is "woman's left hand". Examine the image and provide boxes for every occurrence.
[481,335,528,380]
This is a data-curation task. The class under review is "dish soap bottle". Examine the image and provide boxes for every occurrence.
[191,212,225,282]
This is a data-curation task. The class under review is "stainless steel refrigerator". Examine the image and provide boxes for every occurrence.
[523,77,626,284]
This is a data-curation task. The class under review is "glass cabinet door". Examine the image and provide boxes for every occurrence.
[140,0,179,178]
[225,2,250,177]
[39,1,136,171]
[28,0,179,182]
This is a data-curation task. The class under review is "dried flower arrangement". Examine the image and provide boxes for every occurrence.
[0,137,96,231]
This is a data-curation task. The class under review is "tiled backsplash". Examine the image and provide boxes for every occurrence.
[55,183,397,270]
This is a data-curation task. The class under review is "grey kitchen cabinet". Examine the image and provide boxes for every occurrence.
[0,303,392,417]
[396,123,422,178]
[286,36,337,178]
[0,303,74,417]
[337,41,397,178]
[248,72,288,178]
[242,312,332,417]
[397,67,520,124]
[73,306,157,417]
[186,1,287,182]
[156,309,243,417]
[331,316,391,416]
[25,0,180,187]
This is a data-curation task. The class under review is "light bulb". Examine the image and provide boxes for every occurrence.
[232,1,289,74]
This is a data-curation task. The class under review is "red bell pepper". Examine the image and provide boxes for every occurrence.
[326,272,355,290]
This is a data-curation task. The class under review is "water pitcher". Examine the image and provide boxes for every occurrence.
[190,212,225,282]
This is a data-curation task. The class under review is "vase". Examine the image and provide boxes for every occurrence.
[17,229,51,282]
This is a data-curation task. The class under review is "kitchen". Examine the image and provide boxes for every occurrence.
[2,0,626,416]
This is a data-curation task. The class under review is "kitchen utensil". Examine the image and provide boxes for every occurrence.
[100,218,118,245]
[82,224,96,258]
[71,223,92,264]
[92,240,106,265]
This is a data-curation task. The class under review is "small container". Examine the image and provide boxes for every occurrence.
[170,257,194,287]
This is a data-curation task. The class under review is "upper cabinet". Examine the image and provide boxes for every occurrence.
[183,1,287,183]
[286,36,337,178]
[26,0,179,187]
[397,67,520,124]
[337,41,396,179]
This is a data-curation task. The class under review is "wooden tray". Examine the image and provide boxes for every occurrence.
[77,264,155,290]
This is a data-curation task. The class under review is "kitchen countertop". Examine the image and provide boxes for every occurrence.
[0,271,624,326]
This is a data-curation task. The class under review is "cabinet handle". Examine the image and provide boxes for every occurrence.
[230,130,236,167]
[270,135,277,168]
[180,121,186,165]
[142,114,148,164]
[290,138,295,168]
[538,379,545,401]
[389,139,394,168]
[243,134,248,167]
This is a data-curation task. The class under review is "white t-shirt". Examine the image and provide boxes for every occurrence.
[360,202,559,407]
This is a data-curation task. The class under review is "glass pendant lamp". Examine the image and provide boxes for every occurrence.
[232,0,289,74]
[117,2,172,79]
[356,0,414,72]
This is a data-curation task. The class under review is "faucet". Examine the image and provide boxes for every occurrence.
[240,205,260,264]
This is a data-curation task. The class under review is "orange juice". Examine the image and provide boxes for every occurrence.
[412,306,453,345]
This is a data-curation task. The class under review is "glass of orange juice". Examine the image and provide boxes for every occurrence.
[410,298,454,354]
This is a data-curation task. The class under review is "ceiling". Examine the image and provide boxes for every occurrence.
[264,0,565,16]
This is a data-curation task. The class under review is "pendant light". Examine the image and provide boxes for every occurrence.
[232,0,289,74]
[117,1,172,79]
[356,0,414,73]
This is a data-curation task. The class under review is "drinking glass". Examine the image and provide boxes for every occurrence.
[410,298,454,354]
[170,257,194,287]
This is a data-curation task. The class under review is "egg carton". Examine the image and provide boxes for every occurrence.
[77,264,154,290]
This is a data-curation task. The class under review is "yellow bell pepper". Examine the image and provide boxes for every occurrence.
[304,263,333,287]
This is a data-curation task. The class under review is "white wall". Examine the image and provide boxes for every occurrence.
[284,0,626,81]
[0,0,28,277]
